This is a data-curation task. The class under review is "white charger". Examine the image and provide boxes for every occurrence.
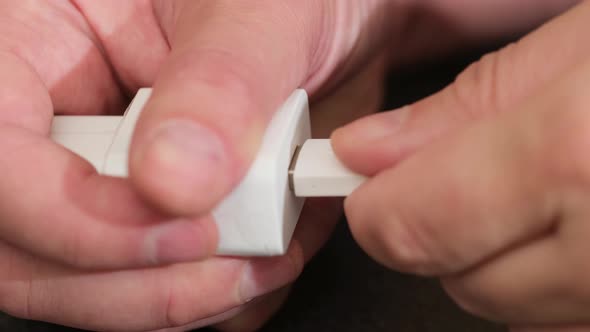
[50,88,366,256]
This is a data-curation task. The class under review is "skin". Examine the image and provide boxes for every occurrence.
[333,1,590,331]
[0,0,579,331]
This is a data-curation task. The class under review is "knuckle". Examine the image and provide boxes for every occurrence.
[451,42,520,119]
[382,210,449,275]
[452,52,501,118]
[350,203,438,275]
[346,190,449,275]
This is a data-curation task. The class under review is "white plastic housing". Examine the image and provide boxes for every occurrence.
[213,90,310,255]
[50,88,311,256]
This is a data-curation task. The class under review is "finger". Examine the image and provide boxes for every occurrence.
[341,68,575,276]
[0,185,340,332]
[0,238,303,331]
[150,305,249,332]
[148,289,288,332]
[127,0,391,215]
[1,2,127,115]
[144,197,340,332]
[67,0,170,91]
[332,1,590,175]
[0,53,217,269]
[442,235,590,325]
[0,127,218,269]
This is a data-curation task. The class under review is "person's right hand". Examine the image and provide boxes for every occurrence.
[333,1,590,331]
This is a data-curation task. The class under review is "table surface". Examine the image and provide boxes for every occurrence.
[1,44,509,332]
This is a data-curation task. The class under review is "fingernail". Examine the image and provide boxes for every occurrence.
[239,255,301,302]
[144,219,215,264]
[338,106,410,142]
[137,120,231,211]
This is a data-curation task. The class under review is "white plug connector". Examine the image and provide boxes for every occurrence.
[50,88,366,256]
[290,139,366,197]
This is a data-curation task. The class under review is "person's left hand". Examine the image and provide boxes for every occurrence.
[0,1,389,331]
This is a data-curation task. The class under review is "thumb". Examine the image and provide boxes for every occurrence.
[128,1,316,214]
[128,1,391,215]
[332,1,590,175]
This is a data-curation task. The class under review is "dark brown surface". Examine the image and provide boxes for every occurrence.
[0,45,509,332]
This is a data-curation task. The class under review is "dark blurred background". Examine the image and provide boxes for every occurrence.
[1,42,509,332]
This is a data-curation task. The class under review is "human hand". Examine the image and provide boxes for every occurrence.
[333,1,590,330]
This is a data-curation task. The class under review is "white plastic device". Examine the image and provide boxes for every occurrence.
[50,88,366,256]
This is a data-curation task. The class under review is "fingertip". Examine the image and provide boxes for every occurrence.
[130,118,237,216]
[331,108,411,175]
[330,127,370,175]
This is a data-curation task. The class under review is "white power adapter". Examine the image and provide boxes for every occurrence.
[50,88,366,256]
